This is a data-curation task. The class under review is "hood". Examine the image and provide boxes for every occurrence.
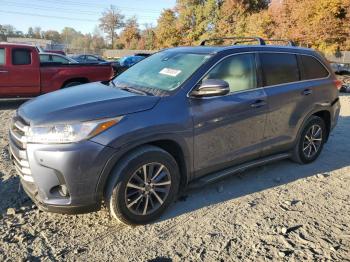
[18,82,160,125]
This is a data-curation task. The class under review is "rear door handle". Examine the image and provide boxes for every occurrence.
[0,70,8,73]
[250,99,267,108]
[303,89,312,96]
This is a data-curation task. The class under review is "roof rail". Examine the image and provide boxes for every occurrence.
[264,39,296,46]
[200,37,266,46]
[199,37,296,47]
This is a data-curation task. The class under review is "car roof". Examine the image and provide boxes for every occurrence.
[0,42,37,48]
[164,45,316,56]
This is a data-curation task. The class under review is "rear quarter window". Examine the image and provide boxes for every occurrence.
[0,48,5,65]
[12,49,32,65]
[300,55,329,80]
[260,53,299,86]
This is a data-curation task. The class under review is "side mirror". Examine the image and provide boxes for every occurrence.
[191,79,230,98]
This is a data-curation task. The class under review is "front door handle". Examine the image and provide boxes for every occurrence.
[303,89,312,96]
[250,99,267,108]
[0,70,8,73]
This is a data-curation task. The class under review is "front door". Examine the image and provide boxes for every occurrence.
[190,53,268,177]
[0,47,40,97]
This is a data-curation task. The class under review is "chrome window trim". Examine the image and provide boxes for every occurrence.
[187,51,331,99]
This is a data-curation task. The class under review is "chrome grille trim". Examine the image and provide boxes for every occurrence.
[9,146,30,168]
[10,129,27,148]
[14,120,29,133]
[9,117,33,183]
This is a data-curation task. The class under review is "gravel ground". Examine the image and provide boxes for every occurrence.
[0,94,350,262]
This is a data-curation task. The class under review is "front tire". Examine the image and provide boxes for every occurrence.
[105,146,180,225]
[292,116,326,164]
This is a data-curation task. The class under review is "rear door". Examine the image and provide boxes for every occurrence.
[0,47,40,97]
[191,53,268,177]
[259,52,315,156]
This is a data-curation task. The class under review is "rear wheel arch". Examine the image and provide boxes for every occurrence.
[312,110,331,141]
[61,78,89,88]
[295,109,332,145]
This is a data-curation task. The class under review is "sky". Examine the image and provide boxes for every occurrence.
[0,0,176,34]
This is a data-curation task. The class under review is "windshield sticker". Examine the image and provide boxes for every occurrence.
[159,68,182,77]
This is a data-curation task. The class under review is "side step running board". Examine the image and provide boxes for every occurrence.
[188,153,290,189]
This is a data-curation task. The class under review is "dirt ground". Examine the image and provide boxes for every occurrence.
[0,94,349,262]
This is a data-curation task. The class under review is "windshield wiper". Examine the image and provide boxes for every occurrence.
[109,80,117,87]
[110,80,153,96]
[119,86,150,96]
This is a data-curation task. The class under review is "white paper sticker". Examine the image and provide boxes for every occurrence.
[159,68,182,77]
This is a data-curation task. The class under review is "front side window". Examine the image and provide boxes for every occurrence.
[260,53,299,86]
[300,55,329,80]
[12,49,31,65]
[0,48,5,65]
[114,51,212,92]
[204,53,257,93]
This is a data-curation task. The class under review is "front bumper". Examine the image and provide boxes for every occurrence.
[10,135,116,214]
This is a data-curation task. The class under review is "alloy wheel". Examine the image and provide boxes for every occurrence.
[302,124,323,159]
[125,163,172,216]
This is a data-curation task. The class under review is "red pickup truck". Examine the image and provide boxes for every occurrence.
[0,43,114,98]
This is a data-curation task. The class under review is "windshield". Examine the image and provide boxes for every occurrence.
[113,51,211,92]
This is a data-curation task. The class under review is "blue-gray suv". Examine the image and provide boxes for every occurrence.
[9,37,341,225]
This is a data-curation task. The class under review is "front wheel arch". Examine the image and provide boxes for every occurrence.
[104,145,181,225]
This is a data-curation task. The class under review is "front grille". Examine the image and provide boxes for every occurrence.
[9,116,33,183]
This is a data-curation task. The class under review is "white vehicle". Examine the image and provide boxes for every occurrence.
[39,52,78,64]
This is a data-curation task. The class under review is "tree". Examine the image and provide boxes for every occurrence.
[271,0,350,53]
[33,27,42,39]
[175,0,221,44]
[27,27,34,38]
[138,24,156,50]
[155,9,180,48]
[99,5,125,48]
[43,30,61,42]
[119,17,140,49]
[61,27,80,45]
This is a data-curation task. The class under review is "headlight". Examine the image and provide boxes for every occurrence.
[26,117,123,144]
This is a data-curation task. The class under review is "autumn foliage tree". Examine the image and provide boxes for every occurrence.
[119,17,141,49]
[155,9,180,48]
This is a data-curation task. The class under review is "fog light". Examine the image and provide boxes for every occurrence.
[59,185,69,197]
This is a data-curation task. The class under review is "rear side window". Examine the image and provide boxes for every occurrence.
[87,55,98,61]
[300,55,329,80]
[40,54,50,62]
[0,48,5,65]
[12,49,32,65]
[260,53,299,86]
[52,55,69,63]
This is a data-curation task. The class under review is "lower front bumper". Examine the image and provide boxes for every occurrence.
[21,178,100,215]
[10,140,117,214]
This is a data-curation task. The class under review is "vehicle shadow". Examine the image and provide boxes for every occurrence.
[160,115,350,222]
[0,100,27,110]
[0,171,32,217]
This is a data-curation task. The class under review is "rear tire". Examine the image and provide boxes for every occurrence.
[105,146,180,225]
[292,116,326,164]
